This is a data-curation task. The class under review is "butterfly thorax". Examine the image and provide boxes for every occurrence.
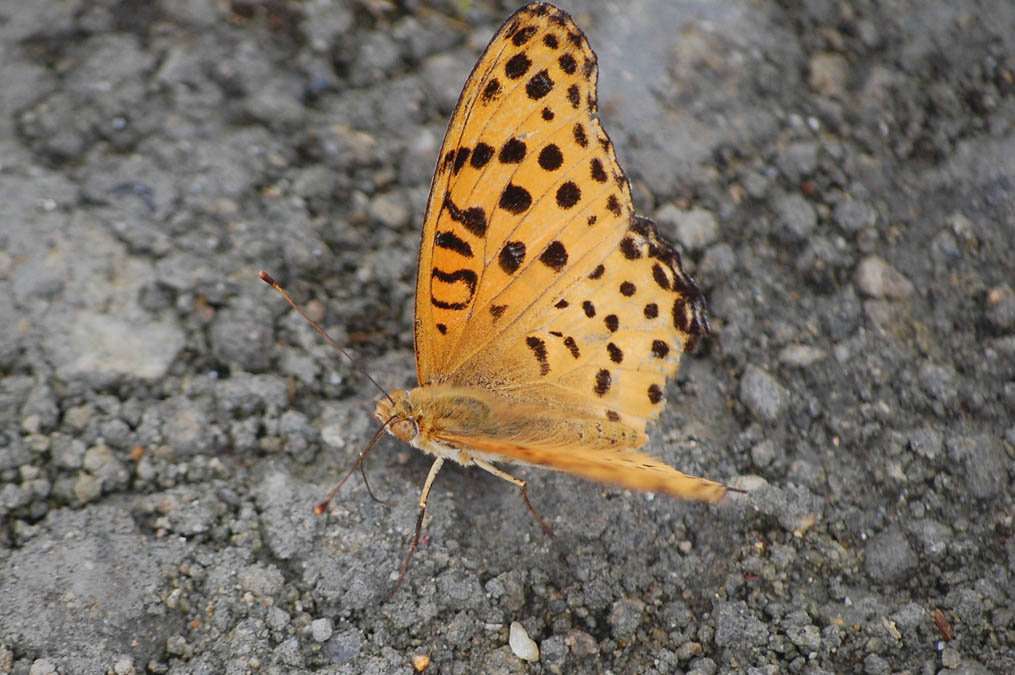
[376,386,501,465]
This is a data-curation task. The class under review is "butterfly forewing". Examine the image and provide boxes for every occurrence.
[414,2,636,386]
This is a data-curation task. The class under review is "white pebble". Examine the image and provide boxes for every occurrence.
[509,621,539,662]
[311,617,333,642]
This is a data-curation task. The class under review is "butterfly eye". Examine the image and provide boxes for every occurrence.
[389,418,418,443]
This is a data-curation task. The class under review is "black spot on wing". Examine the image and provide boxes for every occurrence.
[672,298,690,332]
[652,263,671,290]
[444,196,487,238]
[526,69,554,100]
[556,181,581,209]
[499,138,526,164]
[538,241,568,272]
[526,336,550,376]
[435,231,473,258]
[453,147,471,174]
[512,25,537,46]
[538,144,563,171]
[566,84,580,108]
[498,241,526,274]
[573,123,588,147]
[630,217,652,237]
[563,336,580,359]
[499,184,532,214]
[505,53,531,79]
[481,79,501,103]
[594,369,611,396]
[470,142,494,169]
[619,237,640,259]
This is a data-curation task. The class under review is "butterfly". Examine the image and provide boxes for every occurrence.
[265,2,737,597]
[368,2,738,592]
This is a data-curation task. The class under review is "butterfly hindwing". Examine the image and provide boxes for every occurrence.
[473,216,710,430]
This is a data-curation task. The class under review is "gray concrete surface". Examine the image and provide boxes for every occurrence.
[1,0,1013,672]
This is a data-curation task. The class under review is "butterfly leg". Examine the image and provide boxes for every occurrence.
[386,457,444,602]
[473,459,554,538]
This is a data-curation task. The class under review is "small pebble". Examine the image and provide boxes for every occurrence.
[865,528,917,583]
[565,628,599,657]
[311,617,333,642]
[855,256,913,299]
[778,344,827,367]
[73,473,102,503]
[675,642,703,661]
[809,52,849,98]
[833,199,877,233]
[739,365,790,423]
[750,439,779,467]
[609,598,645,638]
[29,659,57,675]
[985,285,1015,331]
[509,621,539,662]
[657,205,719,251]
[112,657,136,675]
[774,192,817,242]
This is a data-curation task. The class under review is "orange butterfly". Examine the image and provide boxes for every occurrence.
[269,2,737,596]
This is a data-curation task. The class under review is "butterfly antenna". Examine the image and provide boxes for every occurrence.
[259,270,394,405]
[313,415,398,515]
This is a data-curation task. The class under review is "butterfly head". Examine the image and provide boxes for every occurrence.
[375,389,418,443]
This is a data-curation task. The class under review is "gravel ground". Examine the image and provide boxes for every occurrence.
[2,1,1013,673]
